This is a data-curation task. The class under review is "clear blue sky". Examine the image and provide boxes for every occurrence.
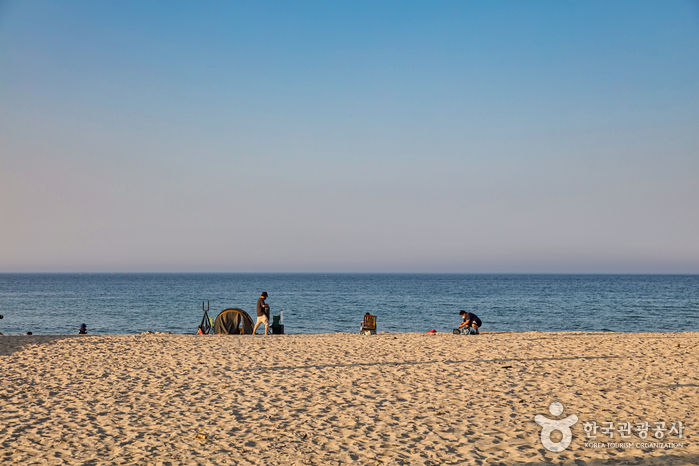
[1,1,698,273]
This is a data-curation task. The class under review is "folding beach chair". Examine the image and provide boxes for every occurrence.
[271,313,285,334]
[360,313,377,335]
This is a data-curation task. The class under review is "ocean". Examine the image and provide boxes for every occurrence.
[0,274,697,335]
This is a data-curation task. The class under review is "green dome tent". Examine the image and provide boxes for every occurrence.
[214,308,255,335]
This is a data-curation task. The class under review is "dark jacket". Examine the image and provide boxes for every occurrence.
[462,312,482,327]
[256,297,269,318]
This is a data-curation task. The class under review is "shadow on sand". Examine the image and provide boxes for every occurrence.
[0,335,84,357]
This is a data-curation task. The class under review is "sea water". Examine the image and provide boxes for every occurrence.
[0,274,697,335]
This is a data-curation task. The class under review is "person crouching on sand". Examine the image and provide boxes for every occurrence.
[459,310,481,334]
[253,291,270,335]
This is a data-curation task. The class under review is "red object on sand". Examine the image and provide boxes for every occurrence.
[426,329,437,333]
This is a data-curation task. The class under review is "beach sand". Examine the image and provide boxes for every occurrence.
[1,331,697,465]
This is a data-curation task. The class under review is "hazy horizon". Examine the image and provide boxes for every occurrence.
[1,1,698,274]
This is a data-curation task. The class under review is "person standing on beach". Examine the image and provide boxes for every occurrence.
[253,292,270,335]
[459,310,481,334]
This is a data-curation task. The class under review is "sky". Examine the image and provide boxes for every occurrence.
[1,1,698,273]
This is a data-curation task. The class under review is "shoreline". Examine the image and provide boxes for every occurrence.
[0,330,699,339]
[1,329,698,336]
[1,331,697,464]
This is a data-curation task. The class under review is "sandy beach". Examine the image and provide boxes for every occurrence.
[1,331,697,465]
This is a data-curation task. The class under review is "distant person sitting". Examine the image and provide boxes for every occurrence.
[252,291,270,335]
[459,311,481,335]
[79,323,87,334]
